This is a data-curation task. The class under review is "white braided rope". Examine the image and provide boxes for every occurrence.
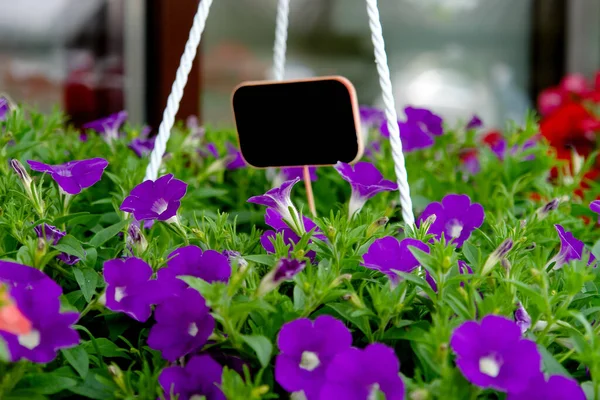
[272,0,290,81]
[144,0,214,182]
[364,0,415,225]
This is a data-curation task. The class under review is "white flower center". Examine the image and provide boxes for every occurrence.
[299,351,320,371]
[448,220,463,239]
[114,287,126,302]
[367,383,381,400]
[479,355,501,377]
[188,322,199,337]
[18,329,41,350]
[151,198,168,215]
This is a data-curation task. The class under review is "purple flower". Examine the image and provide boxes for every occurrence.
[198,142,219,159]
[57,253,80,265]
[275,315,352,399]
[260,209,324,261]
[490,138,537,162]
[460,149,481,175]
[417,194,484,248]
[27,158,108,195]
[552,224,595,269]
[248,178,302,233]
[225,143,245,170]
[148,288,215,361]
[34,224,81,265]
[222,250,248,269]
[159,354,225,400]
[362,236,429,285]
[450,315,541,393]
[514,302,532,334]
[126,221,148,254]
[120,174,187,222]
[320,343,405,400]
[82,111,127,143]
[282,167,317,182]
[334,162,397,216]
[103,257,162,322]
[0,97,10,121]
[466,115,483,129]
[359,105,385,129]
[0,261,79,363]
[187,115,205,139]
[34,224,65,245]
[590,200,600,223]
[258,257,306,296]
[506,374,585,400]
[129,137,155,158]
[380,106,443,152]
[157,245,231,292]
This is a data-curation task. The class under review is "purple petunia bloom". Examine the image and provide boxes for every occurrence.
[506,374,585,400]
[514,302,532,334]
[258,257,306,296]
[359,105,385,129]
[27,158,108,195]
[0,261,79,363]
[380,106,443,152]
[34,224,81,265]
[334,161,397,216]
[320,343,405,400]
[148,288,215,361]
[0,97,10,121]
[466,115,483,130]
[157,245,231,292]
[82,110,127,143]
[225,143,246,170]
[120,174,187,222]
[362,236,429,285]
[282,167,317,182]
[450,315,541,393]
[103,257,162,322]
[129,137,155,158]
[248,178,302,233]
[551,224,595,269]
[590,200,600,224]
[417,194,484,248]
[490,138,537,162]
[276,315,352,399]
[159,354,225,400]
[34,224,65,245]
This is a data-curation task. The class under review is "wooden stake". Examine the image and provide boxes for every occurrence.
[303,165,316,217]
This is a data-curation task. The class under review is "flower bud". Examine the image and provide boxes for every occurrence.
[331,273,352,288]
[366,217,389,237]
[410,389,430,400]
[536,198,559,219]
[126,223,148,254]
[481,238,513,275]
[421,214,437,235]
[514,302,531,334]
[501,258,511,271]
[257,258,306,297]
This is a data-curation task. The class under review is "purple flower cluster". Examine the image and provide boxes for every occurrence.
[28,158,108,195]
[129,126,155,158]
[417,194,485,248]
[362,236,429,286]
[249,178,303,233]
[34,224,81,265]
[451,315,584,398]
[334,161,397,216]
[380,106,443,152]
[276,315,404,399]
[0,261,79,363]
[159,354,225,400]
[102,245,230,365]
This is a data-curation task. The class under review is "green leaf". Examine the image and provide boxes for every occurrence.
[383,321,430,342]
[462,242,479,268]
[327,303,372,337]
[68,370,119,400]
[53,235,86,260]
[538,344,571,377]
[240,334,273,368]
[243,254,276,266]
[83,338,130,359]
[84,247,98,268]
[52,212,91,226]
[15,373,78,395]
[73,268,98,303]
[89,219,130,247]
[62,345,89,378]
[4,391,49,400]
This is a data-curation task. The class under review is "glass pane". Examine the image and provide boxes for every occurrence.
[203,0,533,128]
[0,0,124,127]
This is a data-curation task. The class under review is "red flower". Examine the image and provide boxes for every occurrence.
[482,130,503,147]
[540,103,598,153]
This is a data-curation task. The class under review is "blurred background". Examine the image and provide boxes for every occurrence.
[0,0,598,130]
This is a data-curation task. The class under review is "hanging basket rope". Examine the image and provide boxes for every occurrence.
[144,0,415,226]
